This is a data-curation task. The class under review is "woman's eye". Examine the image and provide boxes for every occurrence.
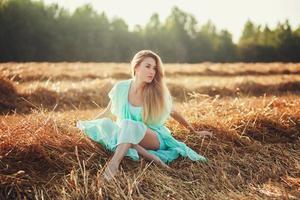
[145,65,156,70]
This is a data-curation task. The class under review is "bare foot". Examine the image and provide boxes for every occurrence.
[160,161,171,170]
[102,162,119,181]
[153,158,171,170]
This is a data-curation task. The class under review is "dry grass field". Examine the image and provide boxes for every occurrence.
[0,62,299,199]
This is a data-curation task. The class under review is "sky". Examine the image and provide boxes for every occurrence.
[42,0,300,43]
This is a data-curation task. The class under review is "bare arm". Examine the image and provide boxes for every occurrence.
[170,106,212,137]
[93,100,113,119]
[170,106,195,132]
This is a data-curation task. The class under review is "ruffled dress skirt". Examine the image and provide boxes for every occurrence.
[76,103,208,164]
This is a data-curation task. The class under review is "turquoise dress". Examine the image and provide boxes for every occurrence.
[76,78,208,164]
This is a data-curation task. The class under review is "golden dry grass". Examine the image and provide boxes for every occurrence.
[0,62,300,199]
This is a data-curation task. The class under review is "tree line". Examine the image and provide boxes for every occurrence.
[0,0,299,63]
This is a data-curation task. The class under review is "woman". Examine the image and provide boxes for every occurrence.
[77,50,212,181]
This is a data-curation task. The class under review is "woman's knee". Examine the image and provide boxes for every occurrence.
[138,128,160,150]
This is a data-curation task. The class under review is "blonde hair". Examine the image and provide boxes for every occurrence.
[130,50,171,125]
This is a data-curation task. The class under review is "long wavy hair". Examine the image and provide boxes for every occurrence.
[130,50,171,125]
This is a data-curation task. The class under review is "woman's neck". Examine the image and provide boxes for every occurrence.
[132,77,145,94]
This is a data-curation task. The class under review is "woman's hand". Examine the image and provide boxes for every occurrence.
[193,130,213,137]
[170,108,213,137]
[188,125,213,137]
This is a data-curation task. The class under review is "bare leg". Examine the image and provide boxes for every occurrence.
[102,143,132,181]
[133,144,170,169]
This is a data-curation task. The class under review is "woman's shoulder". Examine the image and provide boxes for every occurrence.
[114,78,132,88]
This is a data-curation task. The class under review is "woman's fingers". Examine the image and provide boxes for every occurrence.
[197,130,213,137]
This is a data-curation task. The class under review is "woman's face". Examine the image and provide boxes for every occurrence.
[135,57,157,83]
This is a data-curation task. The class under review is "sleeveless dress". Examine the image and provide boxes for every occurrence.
[76,78,208,164]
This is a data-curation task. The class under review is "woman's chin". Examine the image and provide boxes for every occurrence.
[145,78,153,83]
